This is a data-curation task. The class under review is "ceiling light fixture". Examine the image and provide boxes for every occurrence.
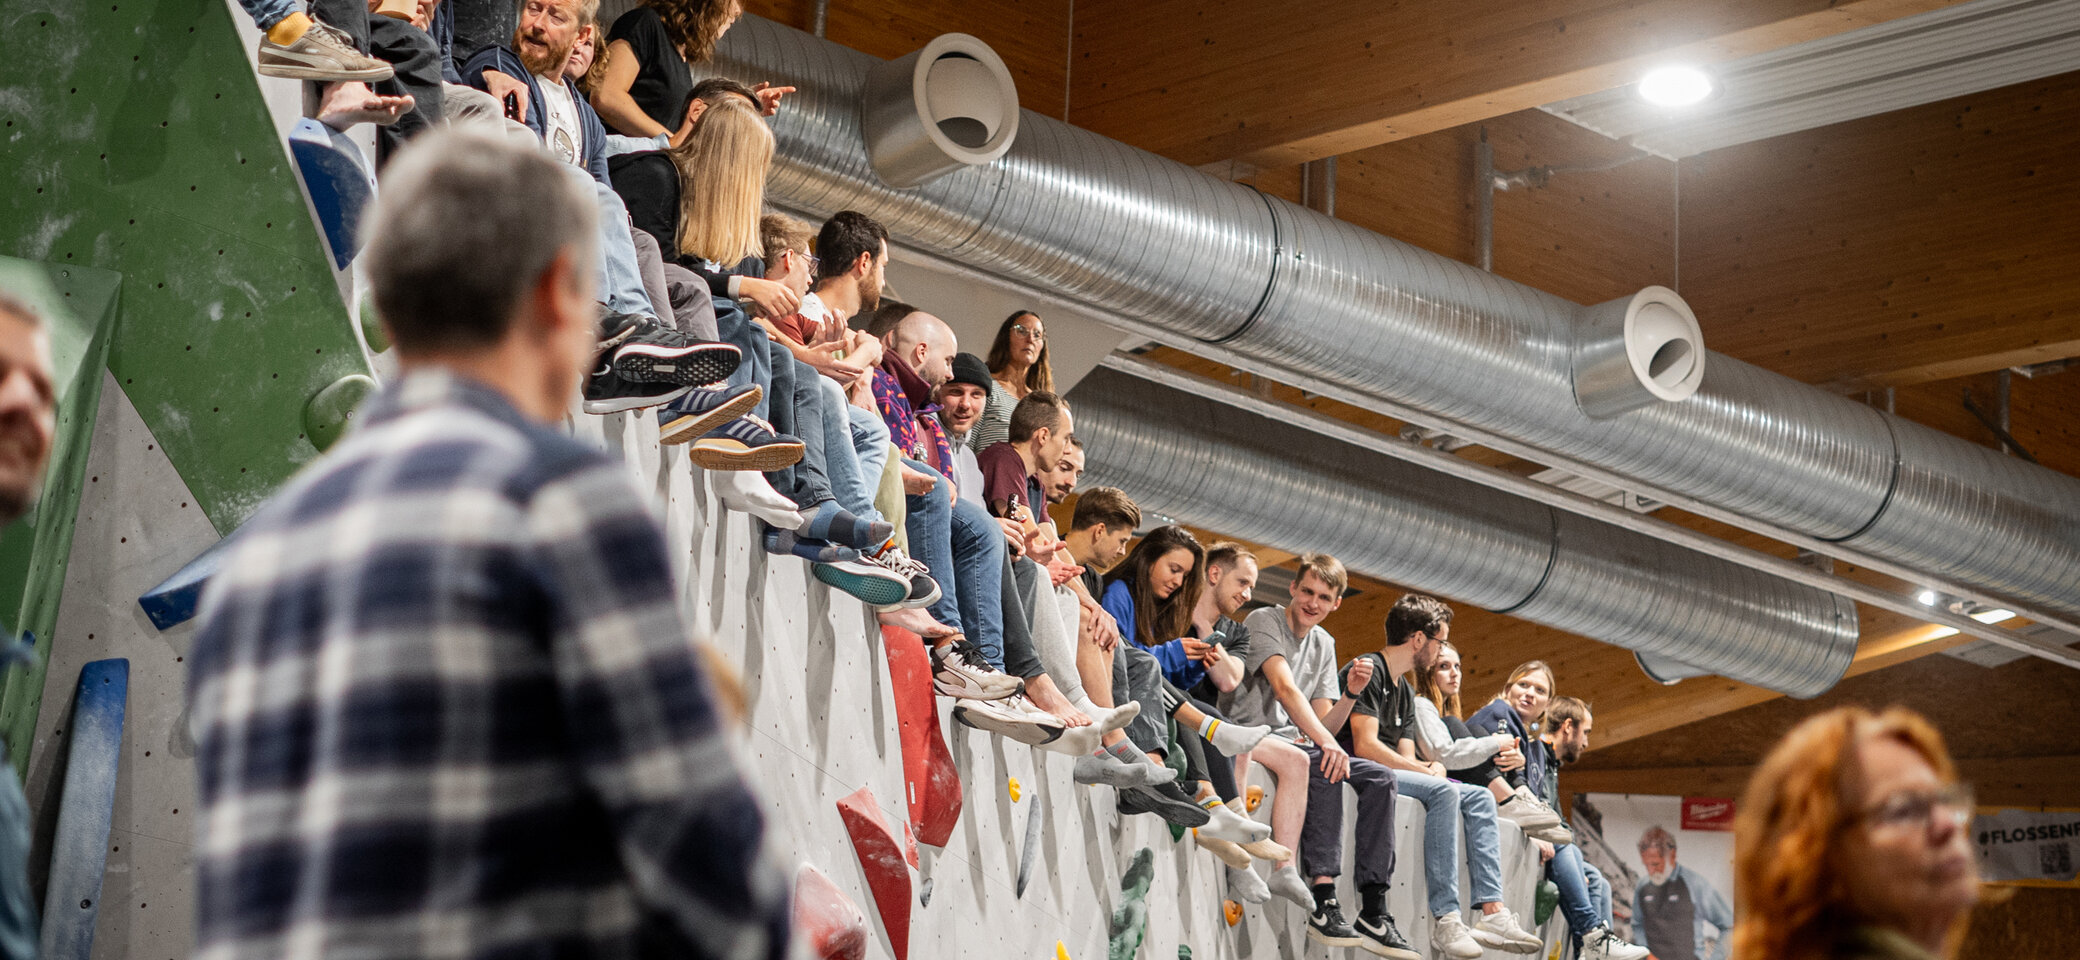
[1636,65,1716,107]
[1916,589,1938,606]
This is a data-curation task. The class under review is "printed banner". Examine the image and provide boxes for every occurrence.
[1973,807,2080,886]
[1572,793,1737,960]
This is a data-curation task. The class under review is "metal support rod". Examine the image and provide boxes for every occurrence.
[863,232,2080,661]
[1996,369,2012,453]
[1300,157,1338,217]
[1475,129,1495,272]
[1102,352,2080,669]
[1963,388,2038,463]
[811,0,829,38]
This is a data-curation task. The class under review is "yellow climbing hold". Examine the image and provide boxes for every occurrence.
[1056,939,1072,960]
[1009,777,1022,802]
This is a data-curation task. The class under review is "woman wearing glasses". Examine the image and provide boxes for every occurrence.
[969,311,1054,451]
[1733,707,1979,960]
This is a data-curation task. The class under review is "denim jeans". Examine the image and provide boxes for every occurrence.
[817,378,881,525]
[238,0,299,30]
[847,403,890,509]
[949,494,1006,667]
[1298,745,1398,888]
[1549,842,1612,942]
[763,353,834,510]
[899,457,962,629]
[711,299,774,417]
[1392,769,1506,916]
[588,177,655,319]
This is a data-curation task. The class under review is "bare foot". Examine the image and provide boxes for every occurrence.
[877,607,957,639]
[1025,674,1091,727]
[318,81,414,130]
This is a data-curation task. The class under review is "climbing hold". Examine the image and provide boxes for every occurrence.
[1008,776,1021,802]
[137,536,237,631]
[1016,799,1044,898]
[917,876,933,908]
[1167,822,1184,843]
[286,118,376,269]
[1177,947,1193,960]
[882,626,962,847]
[303,374,377,453]
[1055,941,1071,960]
[1106,848,1155,960]
[836,786,913,960]
[1223,900,1243,927]
[358,294,389,354]
[791,863,868,960]
[1245,784,1263,813]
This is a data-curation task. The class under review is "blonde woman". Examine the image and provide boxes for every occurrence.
[670,94,771,267]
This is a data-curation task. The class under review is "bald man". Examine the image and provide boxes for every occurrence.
[865,301,1064,741]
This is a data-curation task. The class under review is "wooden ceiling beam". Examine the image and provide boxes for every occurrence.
[1067,0,1962,168]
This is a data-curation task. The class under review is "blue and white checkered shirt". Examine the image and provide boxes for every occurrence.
[188,370,788,960]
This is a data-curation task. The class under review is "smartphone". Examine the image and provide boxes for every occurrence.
[502,92,521,121]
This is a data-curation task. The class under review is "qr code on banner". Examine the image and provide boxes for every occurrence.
[2041,842,2072,878]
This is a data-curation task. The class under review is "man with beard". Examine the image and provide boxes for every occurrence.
[462,0,731,413]
[934,352,992,509]
[1341,595,1544,957]
[1632,827,1734,960]
[0,292,57,960]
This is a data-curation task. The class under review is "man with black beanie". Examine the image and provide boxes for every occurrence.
[936,352,993,509]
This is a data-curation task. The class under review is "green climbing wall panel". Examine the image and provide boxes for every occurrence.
[0,260,119,774]
[0,0,372,536]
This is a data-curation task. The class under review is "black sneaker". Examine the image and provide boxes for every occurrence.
[1117,782,1212,827]
[599,312,741,387]
[1354,912,1421,959]
[1306,897,1364,947]
[582,365,693,414]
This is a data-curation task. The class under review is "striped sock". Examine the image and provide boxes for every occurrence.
[1198,715,1219,742]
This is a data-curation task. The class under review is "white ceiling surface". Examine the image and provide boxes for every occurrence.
[883,250,1138,395]
[1541,0,2080,160]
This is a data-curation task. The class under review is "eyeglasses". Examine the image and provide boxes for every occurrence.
[801,253,820,271]
[1855,782,1974,833]
[1011,323,1044,342]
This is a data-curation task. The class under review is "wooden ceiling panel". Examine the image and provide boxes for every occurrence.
[743,0,1072,116]
[1067,0,1961,167]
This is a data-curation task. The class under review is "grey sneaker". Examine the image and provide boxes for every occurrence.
[257,20,393,82]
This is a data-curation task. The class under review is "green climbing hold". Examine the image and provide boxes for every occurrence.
[1534,877,1559,926]
[1177,947,1192,960]
[1168,822,1185,843]
[359,294,389,353]
[304,374,378,453]
[1107,848,1155,960]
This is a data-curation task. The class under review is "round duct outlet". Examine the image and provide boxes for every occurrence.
[1570,285,1707,419]
[860,34,1020,188]
[1635,650,1712,685]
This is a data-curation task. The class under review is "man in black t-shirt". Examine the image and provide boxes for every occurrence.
[1339,595,1545,957]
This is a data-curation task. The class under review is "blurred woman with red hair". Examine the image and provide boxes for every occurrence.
[1733,706,1979,960]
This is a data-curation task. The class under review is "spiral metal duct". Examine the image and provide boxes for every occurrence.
[712,15,2080,617]
[1069,368,1859,698]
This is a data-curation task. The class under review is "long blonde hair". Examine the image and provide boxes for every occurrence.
[671,96,772,265]
[1491,659,1555,728]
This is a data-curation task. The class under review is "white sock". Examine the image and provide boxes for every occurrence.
[712,471,803,529]
[1200,715,1270,755]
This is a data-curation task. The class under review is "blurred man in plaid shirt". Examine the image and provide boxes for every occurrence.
[187,129,788,960]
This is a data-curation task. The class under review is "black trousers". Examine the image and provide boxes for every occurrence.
[310,0,445,162]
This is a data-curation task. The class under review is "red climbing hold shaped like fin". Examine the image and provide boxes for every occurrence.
[837,785,913,960]
[792,862,869,960]
[882,625,962,846]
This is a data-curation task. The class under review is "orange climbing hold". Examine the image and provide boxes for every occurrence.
[1244,784,1264,813]
[1223,900,1243,927]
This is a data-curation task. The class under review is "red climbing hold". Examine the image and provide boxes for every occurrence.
[837,785,914,960]
[881,625,962,847]
[793,863,869,960]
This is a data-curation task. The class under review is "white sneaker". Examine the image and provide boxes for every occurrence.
[1470,908,1543,954]
[1194,829,1253,870]
[1430,912,1485,959]
[1199,797,1273,844]
[867,545,939,610]
[930,641,1024,700]
[1498,786,1573,844]
[1580,926,1649,960]
[1226,864,1270,904]
[952,694,1063,744]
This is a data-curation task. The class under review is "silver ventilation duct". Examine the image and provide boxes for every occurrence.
[1069,367,1859,699]
[712,17,2080,618]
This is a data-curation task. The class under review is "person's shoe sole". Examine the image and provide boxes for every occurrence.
[1356,937,1421,960]
[658,389,762,445]
[582,384,693,415]
[931,672,1025,701]
[690,438,805,471]
[812,563,910,606]
[951,704,1063,745]
[612,343,740,387]
[1304,926,1364,948]
[1472,929,1543,954]
[1118,786,1212,827]
[257,60,395,81]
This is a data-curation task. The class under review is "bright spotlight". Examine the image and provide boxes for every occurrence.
[1915,589,1938,606]
[1971,608,2016,624]
[1637,66,1715,107]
